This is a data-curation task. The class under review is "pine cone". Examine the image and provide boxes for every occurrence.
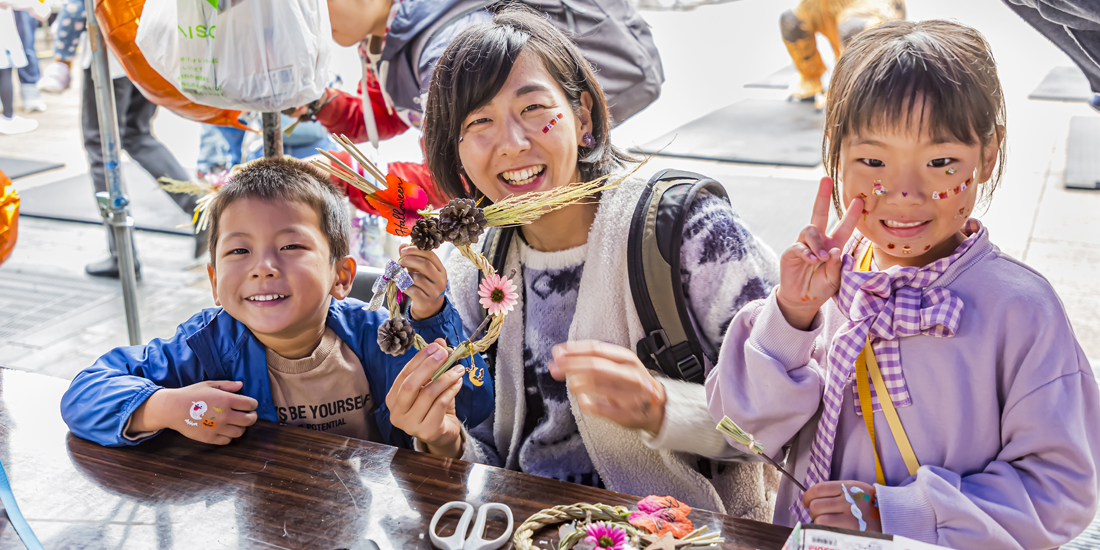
[377,317,416,356]
[410,218,444,251]
[438,198,487,247]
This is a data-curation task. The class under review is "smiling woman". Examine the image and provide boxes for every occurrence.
[383,7,784,520]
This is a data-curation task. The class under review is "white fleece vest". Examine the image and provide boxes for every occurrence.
[448,172,777,519]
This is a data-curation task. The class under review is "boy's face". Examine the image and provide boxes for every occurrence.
[208,198,354,349]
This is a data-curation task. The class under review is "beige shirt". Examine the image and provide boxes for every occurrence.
[266,328,377,442]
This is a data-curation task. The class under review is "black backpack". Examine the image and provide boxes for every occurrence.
[409,0,664,124]
[478,169,728,384]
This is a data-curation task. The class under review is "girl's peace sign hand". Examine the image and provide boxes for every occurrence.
[776,177,863,330]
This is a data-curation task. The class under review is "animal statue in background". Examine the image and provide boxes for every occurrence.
[781,0,906,109]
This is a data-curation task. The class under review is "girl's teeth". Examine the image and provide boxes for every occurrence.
[885,220,924,228]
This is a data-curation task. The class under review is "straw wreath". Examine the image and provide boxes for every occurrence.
[327,135,650,380]
[513,503,723,550]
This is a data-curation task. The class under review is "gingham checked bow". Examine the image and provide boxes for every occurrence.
[792,228,980,522]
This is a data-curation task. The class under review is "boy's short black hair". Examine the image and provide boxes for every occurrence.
[207,157,350,268]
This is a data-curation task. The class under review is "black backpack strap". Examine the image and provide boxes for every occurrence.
[477,225,515,381]
[628,169,729,385]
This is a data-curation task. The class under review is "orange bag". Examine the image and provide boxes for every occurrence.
[0,169,19,266]
[93,0,250,131]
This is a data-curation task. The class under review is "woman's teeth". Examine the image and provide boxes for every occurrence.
[883,220,925,228]
[501,166,545,186]
[248,294,287,302]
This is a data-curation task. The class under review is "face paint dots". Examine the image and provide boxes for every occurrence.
[873,181,887,196]
[542,113,565,134]
[190,401,208,420]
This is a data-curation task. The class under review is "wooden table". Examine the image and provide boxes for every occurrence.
[0,368,790,549]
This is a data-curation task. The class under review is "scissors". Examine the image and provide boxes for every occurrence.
[429,501,514,550]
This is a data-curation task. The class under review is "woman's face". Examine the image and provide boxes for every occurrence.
[457,50,593,203]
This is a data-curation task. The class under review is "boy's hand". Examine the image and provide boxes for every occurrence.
[803,480,882,532]
[386,339,466,458]
[548,340,665,434]
[399,244,447,320]
[776,177,863,330]
[130,381,259,445]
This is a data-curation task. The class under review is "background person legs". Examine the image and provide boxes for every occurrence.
[81,68,202,277]
[12,10,44,113]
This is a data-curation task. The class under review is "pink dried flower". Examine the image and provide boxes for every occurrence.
[477,273,518,316]
[584,522,627,550]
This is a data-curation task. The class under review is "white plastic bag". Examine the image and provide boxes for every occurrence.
[136,0,332,112]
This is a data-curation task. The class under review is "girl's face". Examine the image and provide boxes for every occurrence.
[839,108,1000,268]
[457,50,593,203]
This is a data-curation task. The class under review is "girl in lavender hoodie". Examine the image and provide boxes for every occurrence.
[706,19,1100,549]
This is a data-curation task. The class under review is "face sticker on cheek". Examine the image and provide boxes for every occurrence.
[542,113,564,134]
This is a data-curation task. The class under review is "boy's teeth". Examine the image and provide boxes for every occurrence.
[884,220,924,228]
[249,294,286,302]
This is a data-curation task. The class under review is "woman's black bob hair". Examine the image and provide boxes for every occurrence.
[423,5,632,200]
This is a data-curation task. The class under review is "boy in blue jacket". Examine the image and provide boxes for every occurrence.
[61,157,491,448]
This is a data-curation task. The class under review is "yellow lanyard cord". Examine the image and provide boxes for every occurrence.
[855,244,921,485]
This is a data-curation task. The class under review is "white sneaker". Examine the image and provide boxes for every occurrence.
[37,62,72,94]
[20,84,47,113]
[0,115,39,135]
[21,98,47,113]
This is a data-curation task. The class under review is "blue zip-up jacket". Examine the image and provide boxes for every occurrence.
[60,296,493,448]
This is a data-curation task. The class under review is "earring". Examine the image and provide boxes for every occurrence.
[581,132,595,148]
[946,167,956,175]
[873,181,887,195]
[458,136,464,143]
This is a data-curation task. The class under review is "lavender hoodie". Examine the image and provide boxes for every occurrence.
[706,227,1100,549]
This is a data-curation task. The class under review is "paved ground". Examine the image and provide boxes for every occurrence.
[1,0,1099,542]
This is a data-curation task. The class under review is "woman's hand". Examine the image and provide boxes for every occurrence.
[399,244,447,320]
[803,480,882,532]
[385,339,467,458]
[130,381,258,445]
[548,340,665,434]
[776,177,863,331]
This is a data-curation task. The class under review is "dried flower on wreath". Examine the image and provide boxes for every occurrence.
[628,496,693,539]
[478,272,518,317]
[585,521,627,550]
